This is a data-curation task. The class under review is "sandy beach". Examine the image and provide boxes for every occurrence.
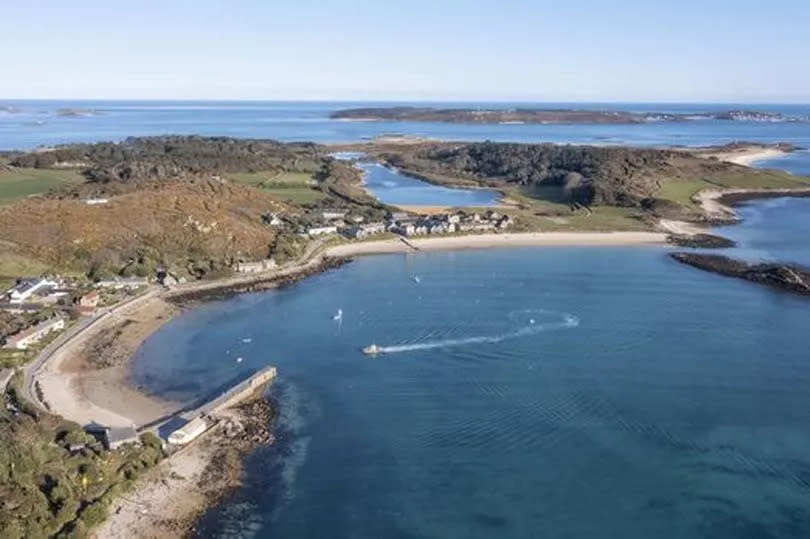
[91,398,274,539]
[325,231,667,257]
[36,293,181,428]
[28,229,665,538]
[701,146,789,166]
[34,231,667,432]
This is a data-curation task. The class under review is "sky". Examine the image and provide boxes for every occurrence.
[2,0,809,102]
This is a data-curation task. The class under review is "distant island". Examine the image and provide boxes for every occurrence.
[331,106,809,124]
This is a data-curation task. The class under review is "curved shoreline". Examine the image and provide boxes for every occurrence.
[34,231,667,431]
[28,224,789,537]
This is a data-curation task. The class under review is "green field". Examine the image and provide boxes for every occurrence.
[655,169,810,207]
[228,170,325,204]
[0,168,85,204]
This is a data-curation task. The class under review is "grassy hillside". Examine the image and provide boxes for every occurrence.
[0,179,292,279]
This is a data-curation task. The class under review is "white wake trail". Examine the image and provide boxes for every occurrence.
[375,313,579,354]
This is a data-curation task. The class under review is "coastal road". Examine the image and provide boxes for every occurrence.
[21,287,160,414]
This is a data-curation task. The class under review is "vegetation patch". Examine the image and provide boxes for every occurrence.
[0,168,84,205]
[0,376,164,538]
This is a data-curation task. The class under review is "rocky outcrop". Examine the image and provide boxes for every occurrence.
[671,253,810,295]
[666,234,736,248]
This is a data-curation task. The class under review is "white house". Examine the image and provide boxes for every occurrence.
[307,226,337,237]
[94,277,148,290]
[5,317,65,350]
[7,278,59,304]
[235,259,277,273]
[321,210,347,221]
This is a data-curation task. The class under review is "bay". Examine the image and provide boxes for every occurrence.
[131,198,810,538]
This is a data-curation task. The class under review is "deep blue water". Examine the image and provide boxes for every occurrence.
[130,197,810,539]
[360,163,501,207]
[3,100,810,150]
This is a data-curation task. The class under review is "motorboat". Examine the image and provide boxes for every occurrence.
[363,344,382,355]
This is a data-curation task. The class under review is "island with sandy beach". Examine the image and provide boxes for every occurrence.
[2,135,810,537]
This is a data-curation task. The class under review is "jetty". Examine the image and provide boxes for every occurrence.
[141,366,277,448]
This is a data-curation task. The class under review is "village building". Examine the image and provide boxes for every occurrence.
[84,422,140,450]
[343,222,386,239]
[321,210,347,221]
[235,259,277,273]
[7,278,60,304]
[0,302,43,314]
[307,225,337,237]
[76,290,101,316]
[94,277,148,290]
[5,317,66,350]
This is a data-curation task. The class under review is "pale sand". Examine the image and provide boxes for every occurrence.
[92,428,220,539]
[694,187,810,221]
[658,219,706,236]
[37,293,181,428]
[702,147,788,167]
[36,231,666,432]
[325,231,667,256]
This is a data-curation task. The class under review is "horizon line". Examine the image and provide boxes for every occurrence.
[2,97,810,106]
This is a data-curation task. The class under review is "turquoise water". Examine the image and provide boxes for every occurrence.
[359,163,501,207]
[4,100,810,150]
[130,198,810,538]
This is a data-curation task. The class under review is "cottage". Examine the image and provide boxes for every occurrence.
[343,226,366,239]
[235,259,277,273]
[0,302,42,314]
[7,278,59,304]
[77,290,101,316]
[85,422,139,450]
[94,277,148,290]
[307,226,337,237]
[5,317,65,350]
[346,221,386,239]
[321,210,348,221]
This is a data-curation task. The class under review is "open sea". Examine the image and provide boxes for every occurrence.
[4,100,810,151]
[5,100,810,537]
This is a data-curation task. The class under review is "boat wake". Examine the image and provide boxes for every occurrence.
[370,310,579,355]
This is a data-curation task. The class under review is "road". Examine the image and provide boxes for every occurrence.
[21,287,160,413]
[20,238,328,417]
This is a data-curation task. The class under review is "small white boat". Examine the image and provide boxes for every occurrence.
[413,276,421,283]
[236,357,244,363]
[333,309,343,321]
[363,344,382,355]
